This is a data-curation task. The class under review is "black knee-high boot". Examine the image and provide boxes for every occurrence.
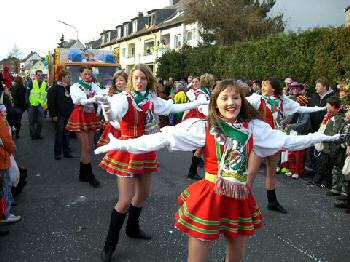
[86,163,100,188]
[346,181,350,214]
[79,162,88,182]
[187,155,202,180]
[101,209,126,262]
[125,204,151,240]
[266,189,287,214]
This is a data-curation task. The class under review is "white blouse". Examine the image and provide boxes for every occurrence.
[108,92,208,122]
[95,118,339,157]
[70,82,107,105]
[186,89,209,102]
[246,93,326,116]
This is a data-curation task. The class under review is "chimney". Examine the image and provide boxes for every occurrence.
[138,12,143,18]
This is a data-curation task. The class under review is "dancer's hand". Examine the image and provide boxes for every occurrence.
[94,134,122,154]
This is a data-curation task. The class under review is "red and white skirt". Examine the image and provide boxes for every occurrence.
[175,179,263,241]
[66,106,100,132]
[97,122,121,148]
[99,142,159,177]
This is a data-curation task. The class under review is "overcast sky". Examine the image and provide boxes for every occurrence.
[1,0,349,60]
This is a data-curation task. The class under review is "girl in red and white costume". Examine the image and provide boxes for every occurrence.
[96,79,338,262]
[246,78,326,213]
[184,76,211,180]
[98,64,208,262]
[96,71,128,148]
[66,66,107,188]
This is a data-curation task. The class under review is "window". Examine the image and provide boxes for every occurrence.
[117,28,121,39]
[122,48,126,58]
[132,20,138,33]
[174,34,182,49]
[107,32,111,43]
[150,14,156,25]
[186,31,193,41]
[124,25,129,36]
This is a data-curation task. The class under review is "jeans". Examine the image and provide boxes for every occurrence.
[27,106,44,138]
[54,115,71,157]
[1,169,14,218]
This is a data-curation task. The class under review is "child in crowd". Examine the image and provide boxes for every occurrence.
[0,105,19,224]
[313,96,344,188]
[286,95,311,179]
[327,109,350,197]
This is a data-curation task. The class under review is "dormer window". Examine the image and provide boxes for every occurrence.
[117,28,121,39]
[150,13,156,25]
[107,32,111,43]
[132,20,138,33]
[124,25,129,36]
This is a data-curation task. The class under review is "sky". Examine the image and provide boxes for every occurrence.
[1,0,349,60]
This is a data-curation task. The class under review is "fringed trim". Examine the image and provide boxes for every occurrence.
[214,177,250,199]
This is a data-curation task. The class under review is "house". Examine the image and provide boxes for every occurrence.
[100,30,118,51]
[0,57,20,74]
[20,51,42,76]
[346,6,350,27]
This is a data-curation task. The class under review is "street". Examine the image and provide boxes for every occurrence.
[1,115,349,262]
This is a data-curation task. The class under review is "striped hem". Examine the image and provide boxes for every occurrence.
[99,156,159,176]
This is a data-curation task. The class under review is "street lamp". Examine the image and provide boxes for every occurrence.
[58,20,79,40]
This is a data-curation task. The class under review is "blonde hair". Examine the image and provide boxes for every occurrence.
[127,64,157,93]
[200,73,215,89]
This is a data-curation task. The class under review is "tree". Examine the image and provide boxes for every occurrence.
[183,0,284,45]
[8,44,24,59]
[57,34,65,48]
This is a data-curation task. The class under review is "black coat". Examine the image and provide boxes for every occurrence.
[308,90,334,132]
[11,84,27,111]
[47,84,73,117]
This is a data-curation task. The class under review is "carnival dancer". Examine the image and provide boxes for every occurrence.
[66,66,106,188]
[96,71,128,148]
[184,75,211,180]
[95,79,339,262]
[246,78,326,213]
[97,64,209,262]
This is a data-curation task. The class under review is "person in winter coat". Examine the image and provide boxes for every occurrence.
[10,76,27,138]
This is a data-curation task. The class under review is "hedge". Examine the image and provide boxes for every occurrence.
[157,27,350,88]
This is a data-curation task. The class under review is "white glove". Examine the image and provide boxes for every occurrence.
[196,99,209,106]
[94,134,123,154]
[79,97,97,105]
[320,133,340,142]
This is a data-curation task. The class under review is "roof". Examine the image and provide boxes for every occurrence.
[157,11,187,30]
[21,51,39,62]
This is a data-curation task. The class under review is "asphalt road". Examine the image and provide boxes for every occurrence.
[1,115,350,262]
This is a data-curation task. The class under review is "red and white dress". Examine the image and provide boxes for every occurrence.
[99,91,206,177]
[182,88,210,120]
[66,82,104,132]
[246,93,326,129]
[96,118,338,240]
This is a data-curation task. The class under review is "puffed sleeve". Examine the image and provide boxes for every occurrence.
[152,96,208,115]
[108,92,129,121]
[92,82,108,96]
[251,119,339,157]
[70,83,86,104]
[186,89,195,102]
[283,96,326,116]
[245,93,261,110]
[95,118,206,154]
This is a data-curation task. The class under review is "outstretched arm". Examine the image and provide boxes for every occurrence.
[252,119,339,157]
[153,96,209,115]
[95,118,206,154]
[283,96,325,115]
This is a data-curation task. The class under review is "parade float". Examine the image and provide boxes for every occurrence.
[48,48,120,89]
